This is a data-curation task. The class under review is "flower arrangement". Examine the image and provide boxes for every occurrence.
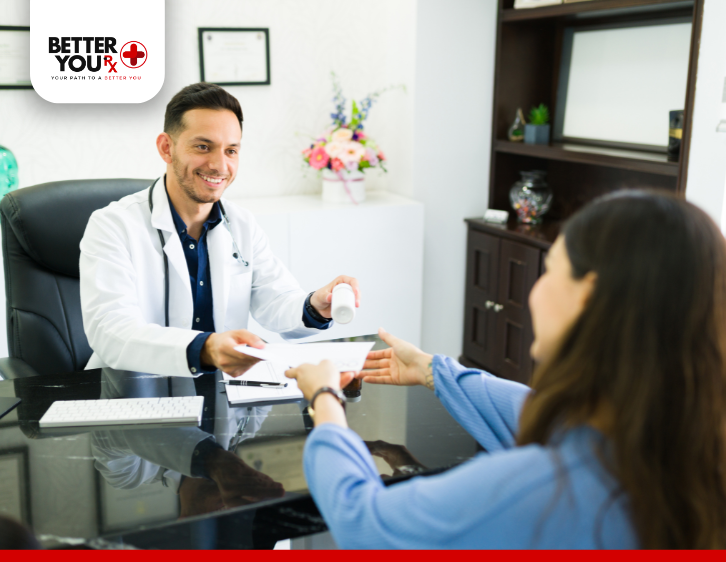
[302,73,402,174]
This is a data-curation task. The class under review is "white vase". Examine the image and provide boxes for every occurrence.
[321,169,366,204]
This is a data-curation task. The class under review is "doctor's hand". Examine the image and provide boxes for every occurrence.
[310,275,361,319]
[200,330,265,378]
[359,328,435,390]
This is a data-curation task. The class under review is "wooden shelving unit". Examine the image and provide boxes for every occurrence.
[488,0,704,224]
[461,0,706,382]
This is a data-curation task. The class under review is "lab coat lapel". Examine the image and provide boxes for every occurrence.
[207,223,231,333]
[149,177,193,327]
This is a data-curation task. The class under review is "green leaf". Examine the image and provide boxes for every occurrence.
[350,100,361,129]
[528,103,550,125]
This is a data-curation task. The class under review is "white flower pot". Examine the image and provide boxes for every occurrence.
[322,169,366,204]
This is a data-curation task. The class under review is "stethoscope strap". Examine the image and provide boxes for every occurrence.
[148,181,250,329]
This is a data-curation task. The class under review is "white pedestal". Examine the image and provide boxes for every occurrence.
[226,191,424,347]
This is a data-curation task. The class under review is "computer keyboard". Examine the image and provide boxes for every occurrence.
[39,397,204,429]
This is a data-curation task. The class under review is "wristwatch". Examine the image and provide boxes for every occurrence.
[305,291,332,324]
[308,386,346,418]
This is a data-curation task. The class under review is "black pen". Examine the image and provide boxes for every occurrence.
[218,380,288,388]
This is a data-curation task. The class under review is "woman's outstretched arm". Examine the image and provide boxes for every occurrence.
[362,329,530,451]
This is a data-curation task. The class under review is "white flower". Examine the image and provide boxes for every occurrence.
[324,141,345,158]
[337,141,366,163]
[331,128,354,143]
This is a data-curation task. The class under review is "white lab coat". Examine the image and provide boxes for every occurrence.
[80,177,319,377]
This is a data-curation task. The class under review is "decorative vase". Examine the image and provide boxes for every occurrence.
[509,170,552,224]
[507,108,526,142]
[322,169,366,204]
[524,124,550,145]
[0,145,19,202]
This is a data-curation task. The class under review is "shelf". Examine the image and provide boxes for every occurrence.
[494,140,679,176]
[501,0,693,22]
[466,217,560,250]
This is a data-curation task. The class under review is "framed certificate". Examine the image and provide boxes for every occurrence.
[0,26,32,89]
[0,447,31,525]
[198,28,270,86]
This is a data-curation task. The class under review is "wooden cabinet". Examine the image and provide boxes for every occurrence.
[462,219,555,385]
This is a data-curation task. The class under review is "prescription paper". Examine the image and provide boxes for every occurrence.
[234,342,375,373]
[223,362,302,405]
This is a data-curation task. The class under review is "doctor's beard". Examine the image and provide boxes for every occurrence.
[171,154,226,205]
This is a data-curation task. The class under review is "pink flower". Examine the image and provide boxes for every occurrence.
[309,146,330,170]
[356,131,367,140]
[331,158,345,171]
[338,141,366,163]
[345,159,359,172]
[377,150,386,161]
[302,148,312,158]
[365,148,379,167]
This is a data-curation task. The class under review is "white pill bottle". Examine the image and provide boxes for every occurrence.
[331,283,356,324]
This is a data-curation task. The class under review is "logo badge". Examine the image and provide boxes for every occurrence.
[120,41,147,69]
[30,0,164,104]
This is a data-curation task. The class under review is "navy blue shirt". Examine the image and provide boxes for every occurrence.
[164,189,332,375]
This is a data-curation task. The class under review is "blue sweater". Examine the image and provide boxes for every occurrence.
[303,355,638,549]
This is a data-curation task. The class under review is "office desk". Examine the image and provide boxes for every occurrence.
[0,336,477,549]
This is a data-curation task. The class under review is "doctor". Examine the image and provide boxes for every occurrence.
[80,82,361,378]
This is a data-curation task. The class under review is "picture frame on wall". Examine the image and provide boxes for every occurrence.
[0,447,31,525]
[198,28,271,86]
[0,26,32,89]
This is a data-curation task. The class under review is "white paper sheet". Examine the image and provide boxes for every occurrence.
[234,342,375,373]
[223,362,302,405]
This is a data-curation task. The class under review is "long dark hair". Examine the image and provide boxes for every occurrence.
[517,190,726,549]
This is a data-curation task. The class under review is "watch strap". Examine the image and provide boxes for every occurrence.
[305,291,332,323]
[308,386,346,418]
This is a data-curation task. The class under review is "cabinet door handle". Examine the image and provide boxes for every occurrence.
[485,300,495,310]
[493,303,504,313]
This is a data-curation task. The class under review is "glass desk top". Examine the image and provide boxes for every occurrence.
[0,336,477,549]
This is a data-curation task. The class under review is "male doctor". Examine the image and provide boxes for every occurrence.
[80,83,361,378]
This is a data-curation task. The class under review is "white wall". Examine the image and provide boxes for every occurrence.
[0,0,416,198]
[0,0,417,360]
[412,0,497,358]
[686,0,726,225]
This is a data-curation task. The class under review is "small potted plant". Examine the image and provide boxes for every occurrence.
[524,103,550,145]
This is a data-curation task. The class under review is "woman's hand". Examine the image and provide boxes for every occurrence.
[360,328,435,390]
[284,360,355,401]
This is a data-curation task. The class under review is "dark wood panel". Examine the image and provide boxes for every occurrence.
[463,303,496,370]
[501,0,693,22]
[494,140,679,176]
[493,22,557,142]
[465,230,500,307]
[494,239,541,383]
[466,218,559,253]
[463,231,500,370]
[676,0,704,194]
[491,154,679,222]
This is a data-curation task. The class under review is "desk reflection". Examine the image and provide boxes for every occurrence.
[91,368,284,518]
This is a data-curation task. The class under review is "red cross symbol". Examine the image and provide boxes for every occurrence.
[119,41,148,69]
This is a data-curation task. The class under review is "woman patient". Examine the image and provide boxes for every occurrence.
[285,191,726,549]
